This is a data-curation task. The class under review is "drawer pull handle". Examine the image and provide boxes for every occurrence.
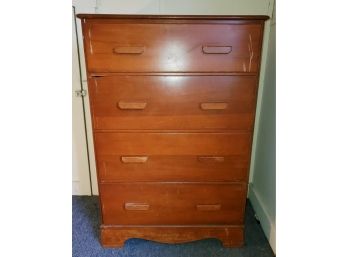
[197,204,221,211]
[198,156,225,162]
[113,46,145,54]
[125,203,150,211]
[118,101,147,110]
[202,46,232,54]
[200,102,228,110]
[121,156,148,163]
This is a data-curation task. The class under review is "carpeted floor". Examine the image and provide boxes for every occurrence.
[73,196,274,257]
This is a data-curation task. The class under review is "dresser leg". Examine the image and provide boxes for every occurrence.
[100,227,125,248]
[101,240,125,248]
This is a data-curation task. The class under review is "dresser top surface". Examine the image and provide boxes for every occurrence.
[76,14,269,21]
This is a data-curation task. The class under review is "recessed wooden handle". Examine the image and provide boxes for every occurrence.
[196,204,221,211]
[125,203,150,211]
[200,102,228,110]
[197,156,225,162]
[202,46,232,54]
[118,101,147,110]
[113,46,145,54]
[121,156,148,163]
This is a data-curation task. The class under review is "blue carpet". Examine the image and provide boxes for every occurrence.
[73,196,274,257]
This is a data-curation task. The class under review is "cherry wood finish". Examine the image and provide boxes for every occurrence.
[82,22,263,73]
[113,46,145,54]
[94,132,251,155]
[99,183,246,225]
[101,225,244,248]
[78,14,268,248]
[97,154,249,183]
[89,75,258,131]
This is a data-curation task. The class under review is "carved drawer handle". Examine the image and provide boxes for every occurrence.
[200,102,228,110]
[125,203,150,211]
[113,46,145,54]
[197,156,225,162]
[202,46,232,54]
[118,101,147,110]
[196,204,221,211]
[121,156,148,163]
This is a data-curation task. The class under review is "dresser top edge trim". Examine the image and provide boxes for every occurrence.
[76,14,269,21]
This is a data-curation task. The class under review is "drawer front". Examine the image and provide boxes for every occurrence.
[84,22,263,72]
[100,183,247,225]
[98,155,249,183]
[95,132,251,156]
[89,75,258,130]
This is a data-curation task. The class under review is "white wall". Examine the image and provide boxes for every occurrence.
[95,0,272,15]
[248,7,276,253]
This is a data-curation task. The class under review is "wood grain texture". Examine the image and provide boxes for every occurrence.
[99,183,247,225]
[83,22,263,73]
[113,46,145,54]
[98,154,249,183]
[200,102,228,110]
[196,204,222,211]
[100,225,244,248]
[197,156,225,162]
[89,75,258,130]
[95,132,251,156]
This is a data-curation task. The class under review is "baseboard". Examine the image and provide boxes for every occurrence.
[248,183,276,254]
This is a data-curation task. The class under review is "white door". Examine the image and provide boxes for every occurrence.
[72,7,92,195]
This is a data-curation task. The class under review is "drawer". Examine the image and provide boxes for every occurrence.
[94,132,251,156]
[98,155,249,183]
[99,183,247,225]
[84,22,263,72]
[89,75,258,130]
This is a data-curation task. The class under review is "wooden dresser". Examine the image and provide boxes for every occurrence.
[77,14,269,248]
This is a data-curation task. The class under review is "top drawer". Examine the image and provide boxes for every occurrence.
[83,22,263,73]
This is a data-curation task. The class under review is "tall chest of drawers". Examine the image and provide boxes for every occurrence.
[77,14,269,248]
